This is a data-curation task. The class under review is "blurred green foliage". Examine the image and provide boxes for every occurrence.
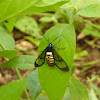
[0,0,100,100]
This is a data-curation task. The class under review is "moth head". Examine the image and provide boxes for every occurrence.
[48,43,53,47]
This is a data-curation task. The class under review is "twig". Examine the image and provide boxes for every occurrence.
[74,60,100,75]
[14,68,31,100]
[74,60,100,67]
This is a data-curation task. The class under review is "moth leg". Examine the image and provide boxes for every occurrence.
[53,38,60,46]
[51,36,60,43]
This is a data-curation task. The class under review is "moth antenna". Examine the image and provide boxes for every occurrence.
[41,33,49,44]
[51,36,60,43]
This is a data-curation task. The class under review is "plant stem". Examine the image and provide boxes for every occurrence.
[74,60,100,67]
[69,0,84,24]
[76,66,92,75]
[14,68,31,100]
[14,68,22,79]
[69,14,74,24]
[75,0,84,10]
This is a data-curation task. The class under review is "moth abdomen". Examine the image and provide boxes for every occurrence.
[46,52,54,67]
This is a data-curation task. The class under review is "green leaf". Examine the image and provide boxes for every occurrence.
[0,27,15,51]
[61,0,100,17]
[79,0,100,9]
[63,88,71,100]
[82,23,100,37]
[20,1,69,15]
[39,16,55,23]
[0,50,19,59]
[89,83,100,99]
[43,0,69,5]
[2,55,36,70]
[34,0,69,7]
[27,69,42,100]
[89,89,98,100]
[4,17,16,32]
[77,1,100,17]
[69,77,89,100]
[0,22,4,27]
[74,48,88,59]
[15,16,40,37]
[36,95,49,100]
[38,24,76,100]
[0,0,37,22]
[0,0,69,22]
[0,79,26,100]
[61,0,79,9]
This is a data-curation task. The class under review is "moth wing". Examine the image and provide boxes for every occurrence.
[54,50,69,71]
[35,50,46,67]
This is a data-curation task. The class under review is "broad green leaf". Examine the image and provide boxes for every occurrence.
[27,69,42,100]
[82,24,100,37]
[82,29,100,37]
[43,0,69,5]
[2,55,36,70]
[39,17,56,23]
[0,22,4,27]
[63,0,99,11]
[0,50,19,59]
[36,95,49,100]
[61,0,100,18]
[0,0,69,22]
[20,99,27,100]
[77,1,100,17]
[69,77,89,100]
[79,0,100,9]
[63,88,71,100]
[4,17,16,32]
[89,89,98,100]
[0,79,26,100]
[20,1,69,15]
[15,16,40,37]
[61,0,79,9]
[38,24,76,100]
[0,0,37,22]
[89,83,100,99]
[34,0,69,7]
[0,27,15,51]
[74,48,88,59]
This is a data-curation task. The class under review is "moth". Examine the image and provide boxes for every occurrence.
[35,36,69,71]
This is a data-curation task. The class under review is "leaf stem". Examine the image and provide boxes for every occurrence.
[14,68,31,100]
[69,14,74,24]
[14,68,22,79]
[69,0,84,24]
